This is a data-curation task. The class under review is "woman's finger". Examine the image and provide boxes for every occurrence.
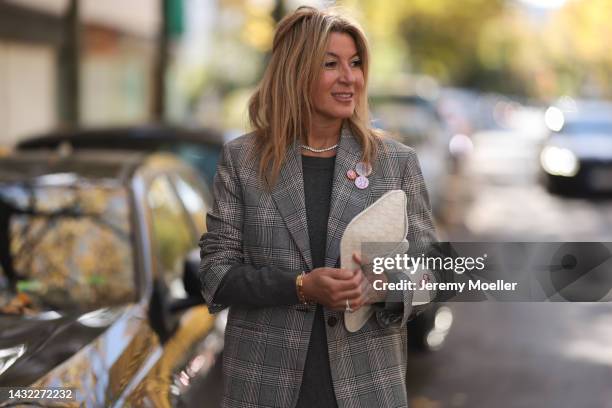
[352,252,370,267]
[323,267,354,280]
[352,252,362,266]
[328,274,362,291]
[334,287,363,302]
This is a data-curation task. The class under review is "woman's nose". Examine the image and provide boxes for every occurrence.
[339,63,355,84]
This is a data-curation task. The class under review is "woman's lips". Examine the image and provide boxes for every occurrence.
[332,92,353,102]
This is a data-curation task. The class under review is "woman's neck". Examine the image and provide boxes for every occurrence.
[303,120,342,158]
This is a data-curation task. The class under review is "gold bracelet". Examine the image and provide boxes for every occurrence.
[296,272,309,305]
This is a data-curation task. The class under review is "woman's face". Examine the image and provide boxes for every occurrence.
[311,32,364,125]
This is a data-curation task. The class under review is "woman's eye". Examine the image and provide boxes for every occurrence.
[323,59,361,69]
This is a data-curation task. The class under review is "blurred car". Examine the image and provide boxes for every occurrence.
[0,149,223,407]
[370,94,454,216]
[17,125,225,187]
[540,99,612,194]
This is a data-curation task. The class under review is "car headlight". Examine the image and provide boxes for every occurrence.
[544,106,565,132]
[540,146,579,177]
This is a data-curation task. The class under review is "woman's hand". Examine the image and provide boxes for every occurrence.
[352,252,388,305]
[302,263,369,311]
[302,253,380,311]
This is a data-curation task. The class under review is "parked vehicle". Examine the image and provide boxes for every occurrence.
[0,149,222,407]
[370,94,454,216]
[540,99,612,195]
[17,125,225,187]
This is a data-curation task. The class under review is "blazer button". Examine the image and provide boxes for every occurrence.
[327,316,338,327]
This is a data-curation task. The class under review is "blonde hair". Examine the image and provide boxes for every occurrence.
[248,6,380,187]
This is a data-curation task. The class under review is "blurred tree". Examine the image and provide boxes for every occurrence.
[341,0,506,90]
[184,0,276,129]
[401,0,506,85]
[475,9,549,97]
[340,0,612,99]
[546,0,612,98]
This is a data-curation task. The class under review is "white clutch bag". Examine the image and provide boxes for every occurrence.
[341,190,431,332]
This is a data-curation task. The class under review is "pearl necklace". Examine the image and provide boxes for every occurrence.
[300,144,338,153]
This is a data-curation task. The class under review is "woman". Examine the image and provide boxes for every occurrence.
[199,6,438,407]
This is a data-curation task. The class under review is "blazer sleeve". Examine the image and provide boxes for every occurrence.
[198,142,244,313]
[199,142,306,313]
[375,148,440,328]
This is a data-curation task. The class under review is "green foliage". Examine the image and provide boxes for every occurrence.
[341,0,505,89]
[340,0,612,98]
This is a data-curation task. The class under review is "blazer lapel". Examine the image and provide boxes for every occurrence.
[324,125,374,268]
[271,142,313,270]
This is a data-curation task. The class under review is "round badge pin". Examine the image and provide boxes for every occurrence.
[346,169,357,180]
[355,162,372,177]
[355,176,369,190]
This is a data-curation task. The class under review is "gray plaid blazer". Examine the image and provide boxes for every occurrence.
[199,125,437,408]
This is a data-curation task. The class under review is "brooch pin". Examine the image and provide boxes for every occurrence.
[349,162,372,189]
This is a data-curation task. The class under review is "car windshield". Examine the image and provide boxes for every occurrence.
[0,179,136,315]
[561,120,612,135]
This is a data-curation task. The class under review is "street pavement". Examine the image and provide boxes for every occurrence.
[407,127,612,408]
[406,303,612,408]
